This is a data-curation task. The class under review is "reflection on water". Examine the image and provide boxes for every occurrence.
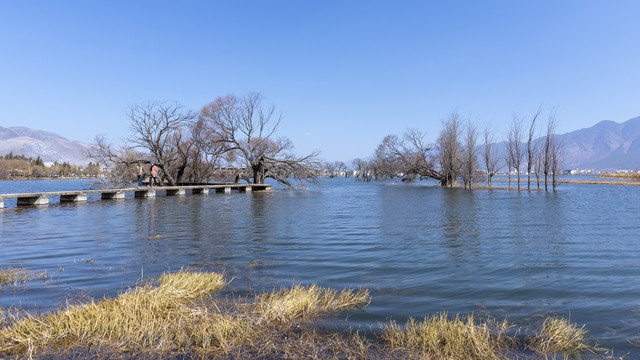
[1,178,640,354]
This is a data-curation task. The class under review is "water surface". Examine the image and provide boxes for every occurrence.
[1,178,639,355]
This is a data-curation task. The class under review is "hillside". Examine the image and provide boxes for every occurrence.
[558,116,640,171]
[0,126,96,166]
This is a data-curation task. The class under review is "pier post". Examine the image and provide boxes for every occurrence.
[0,198,4,209]
[102,191,125,200]
[60,193,88,203]
[192,188,209,195]
[17,195,49,206]
[239,186,252,193]
[166,188,186,196]
[216,187,231,194]
[135,189,156,198]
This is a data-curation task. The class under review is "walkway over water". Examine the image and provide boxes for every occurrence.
[0,183,271,208]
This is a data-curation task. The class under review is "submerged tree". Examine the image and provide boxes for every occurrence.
[460,120,480,189]
[323,161,347,178]
[526,107,541,190]
[89,136,145,187]
[544,108,562,191]
[371,112,481,188]
[198,92,320,187]
[90,102,197,186]
[374,129,444,184]
[508,116,525,190]
[127,102,196,185]
[436,112,463,187]
[483,124,500,187]
[352,158,374,182]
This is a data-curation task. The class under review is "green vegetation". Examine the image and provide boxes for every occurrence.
[0,270,609,359]
[0,152,101,180]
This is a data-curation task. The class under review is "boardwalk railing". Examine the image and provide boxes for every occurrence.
[0,183,271,209]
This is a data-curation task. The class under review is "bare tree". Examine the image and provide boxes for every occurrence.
[90,102,235,187]
[185,117,230,183]
[334,161,347,177]
[88,135,145,188]
[543,109,558,191]
[352,158,374,182]
[373,135,405,179]
[375,130,448,184]
[551,136,562,191]
[534,139,543,189]
[526,107,541,190]
[508,116,525,190]
[483,124,500,187]
[371,112,466,187]
[198,92,320,187]
[547,110,563,191]
[505,136,514,189]
[460,119,479,189]
[323,161,347,178]
[436,112,463,187]
[127,102,196,185]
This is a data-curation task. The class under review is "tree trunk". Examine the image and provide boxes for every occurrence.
[544,173,548,191]
[158,165,176,186]
[252,157,266,184]
[176,163,187,184]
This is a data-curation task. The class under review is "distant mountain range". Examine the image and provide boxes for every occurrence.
[557,116,640,170]
[0,126,96,166]
[1,117,640,170]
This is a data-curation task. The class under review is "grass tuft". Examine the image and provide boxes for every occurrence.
[0,267,49,288]
[380,313,509,360]
[531,317,602,359]
[0,269,228,356]
[0,270,613,359]
[256,284,370,324]
[0,271,371,359]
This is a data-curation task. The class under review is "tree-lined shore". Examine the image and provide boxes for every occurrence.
[0,153,101,181]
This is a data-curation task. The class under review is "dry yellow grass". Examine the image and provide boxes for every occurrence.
[598,172,640,181]
[531,317,602,359]
[0,270,370,359]
[0,269,610,359]
[380,313,510,360]
[255,283,370,324]
[0,270,228,357]
[0,267,48,288]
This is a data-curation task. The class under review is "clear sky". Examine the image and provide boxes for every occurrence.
[1,0,639,163]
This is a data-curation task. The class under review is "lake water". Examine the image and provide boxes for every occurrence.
[1,178,639,355]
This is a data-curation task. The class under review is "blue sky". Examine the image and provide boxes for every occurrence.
[1,1,639,163]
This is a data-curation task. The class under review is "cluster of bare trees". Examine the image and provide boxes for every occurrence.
[323,161,347,178]
[90,93,320,188]
[364,109,562,191]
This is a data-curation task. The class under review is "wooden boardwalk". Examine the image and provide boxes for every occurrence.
[0,183,271,209]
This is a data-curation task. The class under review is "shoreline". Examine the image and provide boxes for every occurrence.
[0,268,608,359]
[0,176,103,181]
[492,177,640,186]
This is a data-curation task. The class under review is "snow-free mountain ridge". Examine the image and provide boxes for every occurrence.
[0,126,96,166]
[1,117,640,170]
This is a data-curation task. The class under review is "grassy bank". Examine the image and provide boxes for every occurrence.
[0,269,610,359]
[598,172,640,181]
